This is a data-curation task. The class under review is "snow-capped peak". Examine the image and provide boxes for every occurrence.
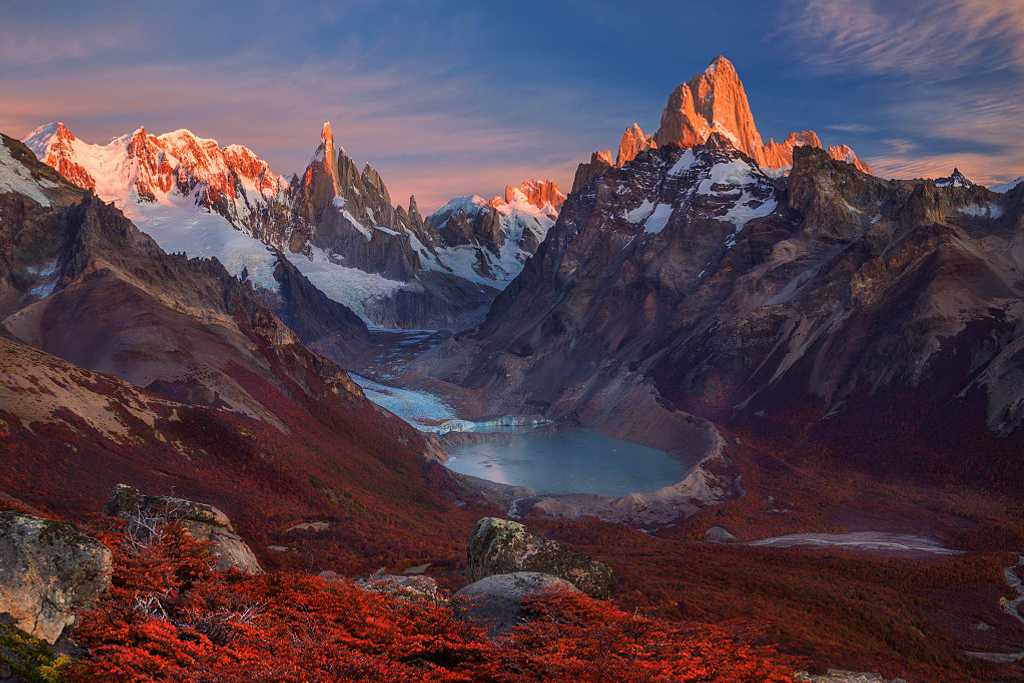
[935,168,975,188]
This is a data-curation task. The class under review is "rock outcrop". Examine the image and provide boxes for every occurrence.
[105,484,262,574]
[616,123,657,167]
[453,572,580,636]
[466,517,614,598]
[0,512,112,643]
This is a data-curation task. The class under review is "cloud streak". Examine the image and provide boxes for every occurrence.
[784,0,1024,78]
[783,0,1024,183]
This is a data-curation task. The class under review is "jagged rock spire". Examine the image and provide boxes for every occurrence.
[616,123,657,167]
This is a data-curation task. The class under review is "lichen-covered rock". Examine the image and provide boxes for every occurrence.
[454,572,580,635]
[356,570,445,605]
[0,512,112,644]
[467,517,614,598]
[104,484,261,574]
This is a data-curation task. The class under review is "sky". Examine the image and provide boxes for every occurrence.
[2,0,1022,212]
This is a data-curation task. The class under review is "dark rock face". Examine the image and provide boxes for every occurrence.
[453,572,580,636]
[0,512,112,643]
[430,135,1024,486]
[105,484,262,574]
[466,517,614,598]
[571,150,614,194]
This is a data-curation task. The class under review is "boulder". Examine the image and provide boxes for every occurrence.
[0,512,112,643]
[454,572,580,635]
[704,526,736,543]
[467,517,614,598]
[356,570,445,605]
[104,484,261,574]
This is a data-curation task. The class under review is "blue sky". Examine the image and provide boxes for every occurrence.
[2,1,1022,210]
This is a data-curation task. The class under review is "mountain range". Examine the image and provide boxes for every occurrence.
[23,120,564,333]
[3,52,1024,681]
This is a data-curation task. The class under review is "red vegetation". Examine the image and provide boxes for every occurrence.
[70,528,795,682]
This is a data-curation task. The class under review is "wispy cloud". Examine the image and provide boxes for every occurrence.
[783,0,1024,78]
[0,24,137,66]
[782,0,1024,183]
[826,123,876,134]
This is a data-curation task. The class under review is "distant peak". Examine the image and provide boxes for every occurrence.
[935,167,975,188]
[321,120,333,143]
[706,54,735,74]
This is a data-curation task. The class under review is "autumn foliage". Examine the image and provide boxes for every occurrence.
[69,526,795,682]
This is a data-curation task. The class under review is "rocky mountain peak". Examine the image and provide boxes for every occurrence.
[495,179,565,212]
[655,54,764,159]
[645,56,865,172]
[23,121,96,191]
[826,143,872,174]
[616,123,657,166]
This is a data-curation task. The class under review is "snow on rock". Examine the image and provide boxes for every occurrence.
[643,203,674,234]
[290,246,406,322]
[0,138,54,206]
[427,183,560,289]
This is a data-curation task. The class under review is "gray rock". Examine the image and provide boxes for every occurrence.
[0,512,112,643]
[704,526,736,543]
[357,570,445,605]
[467,517,614,598]
[454,572,580,635]
[105,484,261,574]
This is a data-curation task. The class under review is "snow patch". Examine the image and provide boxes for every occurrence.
[626,199,655,224]
[644,203,674,234]
[667,149,697,176]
